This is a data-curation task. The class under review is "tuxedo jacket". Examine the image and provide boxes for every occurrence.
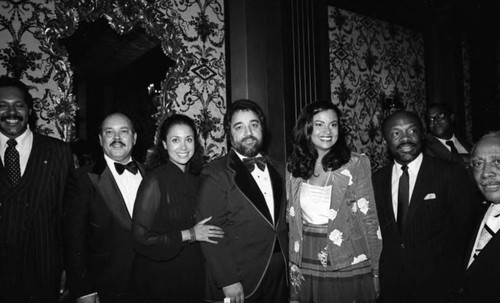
[456,202,500,302]
[197,149,288,302]
[372,155,477,303]
[63,156,145,302]
[424,134,471,165]
[0,133,73,302]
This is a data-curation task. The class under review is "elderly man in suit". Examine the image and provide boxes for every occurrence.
[63,113,145,303]
[0,76,73,302]
[372,111,477,303]
[456,131,500,302]
[424,103,471,166]
[197,99,288,303]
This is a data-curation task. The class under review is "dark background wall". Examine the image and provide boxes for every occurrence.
[226,0,500,173]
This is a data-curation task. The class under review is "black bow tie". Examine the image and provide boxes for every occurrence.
[242,156,266,172]
[114,161,138,175]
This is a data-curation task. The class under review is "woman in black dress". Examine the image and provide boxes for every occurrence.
[131,114,223,302]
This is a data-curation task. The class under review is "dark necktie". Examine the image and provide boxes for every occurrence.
[114,161,138,175]
[397,165,409,232]
[242,156,266,172]
[5,138,21,187]
[445,140,458,154]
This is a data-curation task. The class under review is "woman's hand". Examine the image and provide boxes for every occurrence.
[193,216,224,244]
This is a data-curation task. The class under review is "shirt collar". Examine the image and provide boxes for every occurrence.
[0,126,32,149]
[394,152,423,174]
[434,134,456,146]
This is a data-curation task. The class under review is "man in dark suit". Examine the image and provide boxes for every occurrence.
[63,113,145,303]
[456,131,500,302]
[373,111,476,302]
[424,103,471,166]
[0,76,73,302]
[197,99,288,303]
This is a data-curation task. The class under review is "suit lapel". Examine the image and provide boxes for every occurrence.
[268,162,283,227]
[228,150,274,225]
[466,225,500,276]
[88,156,132,230]
[330,169,350,211]
[464,203,497,273]
[380,165,400,237]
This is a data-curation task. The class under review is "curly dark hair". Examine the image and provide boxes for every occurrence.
[223,99,267,150]
[145,114,204,175]
[287,101,351,179]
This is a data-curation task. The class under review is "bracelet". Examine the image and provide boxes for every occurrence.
[188,228,196,243]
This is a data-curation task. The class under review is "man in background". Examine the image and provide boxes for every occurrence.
[64,113,145,303]
[424,103,471,166]
[0,76,73,302]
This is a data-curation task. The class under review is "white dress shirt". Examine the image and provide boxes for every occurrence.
[104,155,142,217]
[234,149,275,223]
[435,134,468,154]
[391,153,423,220]
[0,127,33,176]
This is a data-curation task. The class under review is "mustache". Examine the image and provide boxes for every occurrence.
[1,114,24,122]
[110,140,126,147]
[242,135,258,142]
[480,180,500,186]
[397,142,416,149]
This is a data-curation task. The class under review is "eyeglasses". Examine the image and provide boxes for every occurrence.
[427,112,447,123]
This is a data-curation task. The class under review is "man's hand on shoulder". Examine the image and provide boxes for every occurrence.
[223,282,244,303]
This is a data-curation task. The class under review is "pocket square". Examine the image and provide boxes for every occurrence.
[424,193,436,200]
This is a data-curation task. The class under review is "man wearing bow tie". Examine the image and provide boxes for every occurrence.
[63,113,145,303]
[197,99,288,303]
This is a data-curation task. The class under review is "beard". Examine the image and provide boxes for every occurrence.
[391,142,421,164]
[232,135,263,157]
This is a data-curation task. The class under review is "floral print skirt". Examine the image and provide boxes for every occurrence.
[293,223,376,303]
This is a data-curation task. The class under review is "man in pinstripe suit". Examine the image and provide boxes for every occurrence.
[373,111,477,303]
[0,76,74,302]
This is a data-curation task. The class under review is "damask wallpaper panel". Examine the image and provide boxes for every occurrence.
[0,0,227,159]
[170,0,226,160]
[328,6,426,170]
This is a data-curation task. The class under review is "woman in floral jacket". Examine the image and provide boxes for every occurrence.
[286,101,382,303]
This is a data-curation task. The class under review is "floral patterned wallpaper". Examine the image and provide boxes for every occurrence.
[328,6,426,170]
[0,0,226,160]
[171,0,226,160]
[0,0,76,140]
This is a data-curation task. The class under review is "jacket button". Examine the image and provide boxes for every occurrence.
[401,243,405,249]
